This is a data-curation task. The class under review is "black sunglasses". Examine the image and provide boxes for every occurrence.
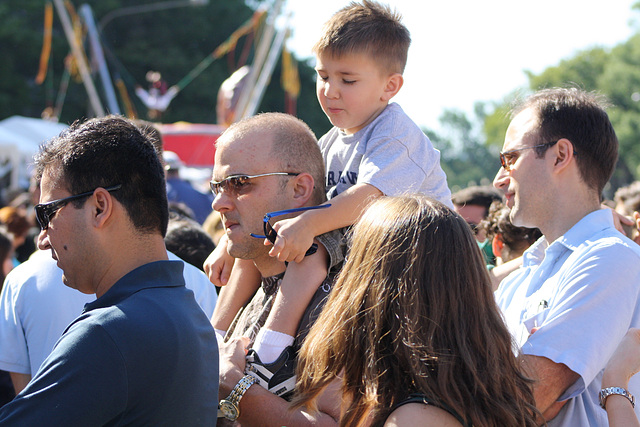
[250,205,331,257]
[35,185,122,230]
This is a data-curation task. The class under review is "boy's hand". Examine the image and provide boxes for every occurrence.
[634,211,640,245]
[269,215,315,263]
[203,234,235,286]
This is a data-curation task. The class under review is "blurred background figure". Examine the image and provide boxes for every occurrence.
[0,226,15,407]
[165,211,216,275]
[451,185,503,266]
[163,151,213,225]
[0,207,34,266]
[479,201,542,289]
[481,200,542,265]
[614,181,640,243]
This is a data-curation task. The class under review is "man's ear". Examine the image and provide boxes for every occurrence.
[551,138,575,173]
[90,188,115,228]
[291,173,315,205]
[381,73,403,102]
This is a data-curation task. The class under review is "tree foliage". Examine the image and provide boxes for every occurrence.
[0,0,329,137]
[428,105,500,192]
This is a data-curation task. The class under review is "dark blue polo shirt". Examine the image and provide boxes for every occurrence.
[0,260,219,426]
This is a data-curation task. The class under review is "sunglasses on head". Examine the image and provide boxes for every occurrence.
[250,205,331,257]
[210,173,299,197]
[35,185,122,230]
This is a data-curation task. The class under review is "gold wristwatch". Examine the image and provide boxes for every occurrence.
[218,375,258,421]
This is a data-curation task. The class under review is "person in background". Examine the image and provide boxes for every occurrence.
[165,212,216,273]
[0,227,14,407]
[614,181,640,244]
[291,195,539,426]
[479,200,541,289]
[451,185,503,266]
[0,207,33,266]
[164,150,214,225]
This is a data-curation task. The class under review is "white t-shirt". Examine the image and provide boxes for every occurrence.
[319,102,453,208]
[0,250,217,377]
[495,209,640,426]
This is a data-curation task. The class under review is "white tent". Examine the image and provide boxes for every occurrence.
[0,116,68,192]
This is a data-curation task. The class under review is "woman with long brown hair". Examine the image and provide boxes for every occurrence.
[291,195,539,426]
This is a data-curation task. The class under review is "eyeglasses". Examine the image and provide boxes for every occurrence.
[499,140,559,171]
[210,173,300,196]
[35,185,122,230]
[250,205,331,257]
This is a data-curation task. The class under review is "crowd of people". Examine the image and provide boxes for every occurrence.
[1,1,640,426]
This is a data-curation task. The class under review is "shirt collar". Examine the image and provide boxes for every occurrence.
[84,260,185,312]
[522,208,615,266]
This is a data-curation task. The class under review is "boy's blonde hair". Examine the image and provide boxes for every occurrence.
[313,0,410,75]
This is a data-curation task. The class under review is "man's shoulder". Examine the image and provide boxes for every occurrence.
[568,227,640,267]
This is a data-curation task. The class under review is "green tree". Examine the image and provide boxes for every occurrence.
[0,0,328,137]
[429,106,500,191]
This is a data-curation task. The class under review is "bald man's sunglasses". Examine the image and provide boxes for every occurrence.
[250,205,331,257]
[35,185,122,230]
[210,173,299,196]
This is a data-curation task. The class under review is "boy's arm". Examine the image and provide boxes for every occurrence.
[210,258,262,332]
[270,183,382,263]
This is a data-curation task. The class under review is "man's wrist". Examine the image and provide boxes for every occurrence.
[600,386,635,409]
[219,375,257,421]
[602,369,630,390]
[219,360,246,398]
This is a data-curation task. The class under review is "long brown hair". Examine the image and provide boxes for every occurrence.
[291,195,539,426]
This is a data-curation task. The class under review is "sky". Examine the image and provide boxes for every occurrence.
[283,0,639,131]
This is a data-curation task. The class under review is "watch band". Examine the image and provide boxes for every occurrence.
[599,386,635,409]
[218,375,258,421]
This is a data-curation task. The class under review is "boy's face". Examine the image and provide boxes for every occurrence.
[315,52,397,135]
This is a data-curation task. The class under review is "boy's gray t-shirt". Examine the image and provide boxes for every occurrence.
[319,102,453,208]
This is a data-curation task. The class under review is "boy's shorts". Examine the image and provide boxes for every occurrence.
[316,228,346,271]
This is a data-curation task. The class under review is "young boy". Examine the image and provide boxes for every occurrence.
[208,0,452,397]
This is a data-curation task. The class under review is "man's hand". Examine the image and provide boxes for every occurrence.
[204,234,235,286]
[219,335,250,375]
[270,216,315,264]
[634,212,640,245]
[605,205,635,236]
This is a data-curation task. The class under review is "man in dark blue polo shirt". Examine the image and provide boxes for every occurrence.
[0,116,219,425]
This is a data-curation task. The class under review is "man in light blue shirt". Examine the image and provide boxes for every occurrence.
[493,87,640,426]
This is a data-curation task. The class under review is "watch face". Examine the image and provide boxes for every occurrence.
[220,400,239,420]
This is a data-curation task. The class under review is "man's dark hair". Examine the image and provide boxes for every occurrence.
[164,215,215,272]
[451,185,503,215]
[34,115,169,236]
[514,87,618,195]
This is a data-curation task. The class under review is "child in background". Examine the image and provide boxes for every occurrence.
[208,0,452,397]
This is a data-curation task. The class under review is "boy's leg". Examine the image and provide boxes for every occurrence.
[245,244,329,398]
[210,258,262,338]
